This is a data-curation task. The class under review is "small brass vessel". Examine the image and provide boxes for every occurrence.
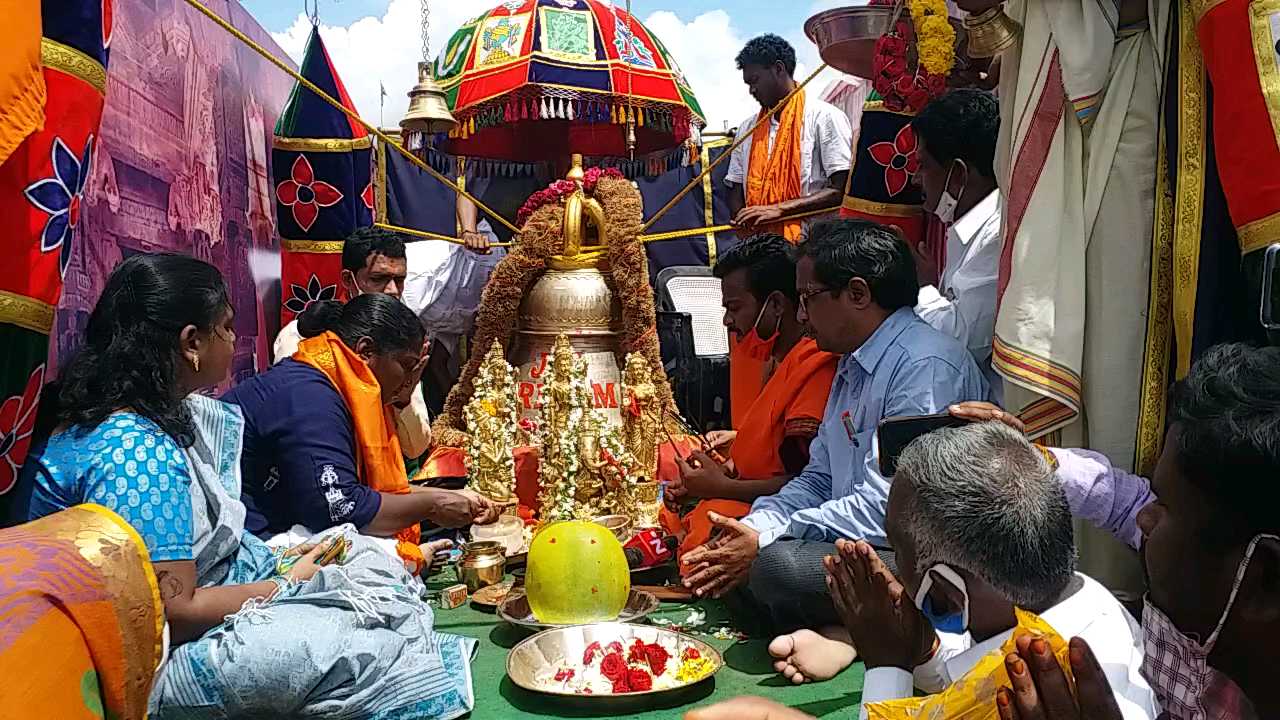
[457,540,507,592]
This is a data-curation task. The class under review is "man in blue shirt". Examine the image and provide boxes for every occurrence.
[681,219,990,645]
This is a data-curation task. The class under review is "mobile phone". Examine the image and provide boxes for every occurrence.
[877,413,972,476]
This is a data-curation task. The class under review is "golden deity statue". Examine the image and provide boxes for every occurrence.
[621,352,661,483]
[463,340,519,505]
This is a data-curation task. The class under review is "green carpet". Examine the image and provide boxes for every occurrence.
[427,570,866,719]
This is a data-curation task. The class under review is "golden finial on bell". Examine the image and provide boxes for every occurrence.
[400,61,456,135]
[963,5,1021,58]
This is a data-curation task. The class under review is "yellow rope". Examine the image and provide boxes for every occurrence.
[178,0,520,235]
[639,62,829,234]
[638,205,840,243]
[375,221,513,248]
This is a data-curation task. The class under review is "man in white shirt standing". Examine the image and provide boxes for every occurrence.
[273,226,432,461]
[909,89,1003,400]
[726,35,852,243]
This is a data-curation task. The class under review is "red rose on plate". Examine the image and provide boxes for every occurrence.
[610,676,631,693]
[628,638,648,664]
[644,643,670,676]
[606,641,625,656]
[599,652,628,682]
[627,668,654,692]
[681,647,701,661]
[583,641,603,665]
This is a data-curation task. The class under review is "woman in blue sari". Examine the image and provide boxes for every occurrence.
[17,253,476,719]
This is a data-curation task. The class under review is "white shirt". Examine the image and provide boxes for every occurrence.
[859,573,1157,720]
[725,97,853,200]
[401,226,503,360]
[271,318,433,459]
[915,191,1002,401]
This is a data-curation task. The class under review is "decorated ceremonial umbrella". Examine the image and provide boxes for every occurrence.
[433,0,705,162]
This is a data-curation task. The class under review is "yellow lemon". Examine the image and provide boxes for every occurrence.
[526,520,630,624]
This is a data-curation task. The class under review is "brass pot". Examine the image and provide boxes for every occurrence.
[458,540,507,592]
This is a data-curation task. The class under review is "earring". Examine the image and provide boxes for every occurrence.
[191,356,200,373]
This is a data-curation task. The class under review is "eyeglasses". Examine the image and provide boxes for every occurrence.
[798,287,836,313]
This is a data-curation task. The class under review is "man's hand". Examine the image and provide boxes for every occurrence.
[462,230,491,255]
[733,204,785,232]
[681,512,759,598]
[705,430,738,452]
[685,696,815,720]
[675,450,731,499]
[948,402,1025,434]
[826,539,936,671]
[910,239,940,289]
[996,635,1122,720]
[458,488,501,525]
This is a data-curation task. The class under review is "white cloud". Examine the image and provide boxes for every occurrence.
[271,1,839,136]
[272,0,492,129]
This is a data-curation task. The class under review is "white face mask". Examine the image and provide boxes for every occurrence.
[913,563,970,634]
[932,160,967,225]
[1140,533,1278,720]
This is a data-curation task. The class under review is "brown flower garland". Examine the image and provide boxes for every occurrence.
[433,176,676,448]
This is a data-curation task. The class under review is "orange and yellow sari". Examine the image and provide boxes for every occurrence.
[294,331,424,573]
[664,338,837,564]
[0,503,164,719]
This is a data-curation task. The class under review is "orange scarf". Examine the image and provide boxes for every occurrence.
[746,89,806,243]
[294,332,424,572]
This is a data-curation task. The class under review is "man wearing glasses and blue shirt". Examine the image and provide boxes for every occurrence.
[680,219,990,680]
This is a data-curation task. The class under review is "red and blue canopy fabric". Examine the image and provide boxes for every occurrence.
[0,0,112,505]
[434,0,705,161]
[272,25,373,324]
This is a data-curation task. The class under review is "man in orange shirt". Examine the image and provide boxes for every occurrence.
[663,235,838,563]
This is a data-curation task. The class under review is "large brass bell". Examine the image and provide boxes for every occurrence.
[963,5,1021,58]
[401,61,456,135]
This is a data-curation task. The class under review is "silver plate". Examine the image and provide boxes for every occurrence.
[506,622,723,698]
[497,589,660,630]
[804,6,902,79]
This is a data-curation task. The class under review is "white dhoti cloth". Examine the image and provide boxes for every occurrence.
[992,0,1168,596]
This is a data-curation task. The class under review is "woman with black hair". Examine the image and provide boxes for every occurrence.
[223,293,497,573]
[16,253,479,718]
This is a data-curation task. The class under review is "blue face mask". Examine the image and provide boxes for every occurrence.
[913,563,970,635]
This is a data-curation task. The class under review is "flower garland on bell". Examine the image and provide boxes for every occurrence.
[870,0,955,114]
[516,167,625,226]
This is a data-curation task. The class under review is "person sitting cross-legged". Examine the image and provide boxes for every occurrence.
[678,219,990,682]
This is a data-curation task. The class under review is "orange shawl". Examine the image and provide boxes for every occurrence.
[663,338,837,566]
[746,89,806,242]
[294,332,424,572]
[730,337,837,479]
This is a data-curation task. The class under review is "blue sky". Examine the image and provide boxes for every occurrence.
[240,0,848,132]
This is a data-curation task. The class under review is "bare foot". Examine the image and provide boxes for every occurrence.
[766,628,858,684]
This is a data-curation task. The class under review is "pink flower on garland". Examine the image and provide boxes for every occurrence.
[867,125,919,197]
[276,155,343,232]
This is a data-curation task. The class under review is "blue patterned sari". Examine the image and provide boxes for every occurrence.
[21,396,476,719]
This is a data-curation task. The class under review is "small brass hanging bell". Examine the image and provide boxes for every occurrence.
[963,5,1021,59]
[401,61,457,135]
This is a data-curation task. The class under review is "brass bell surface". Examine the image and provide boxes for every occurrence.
[963,6,1021,58]
[401,62,457,135]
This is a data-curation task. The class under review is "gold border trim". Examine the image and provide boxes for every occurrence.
[700,142,717,265]
[272,135,374,152]
[0,289,54,333]
[1238,210,1280,255]
[280,239,345,254]
[1173,0,1207,380]
[1249,0,1280,170]
[841,195,923,218]
[1135,118,1175,475]
[41,38,106,95]
[375,140,389,224]
[862,100,917,118]
[1192,0,1231,23]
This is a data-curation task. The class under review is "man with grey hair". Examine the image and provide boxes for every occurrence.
[818,422,1154,719]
